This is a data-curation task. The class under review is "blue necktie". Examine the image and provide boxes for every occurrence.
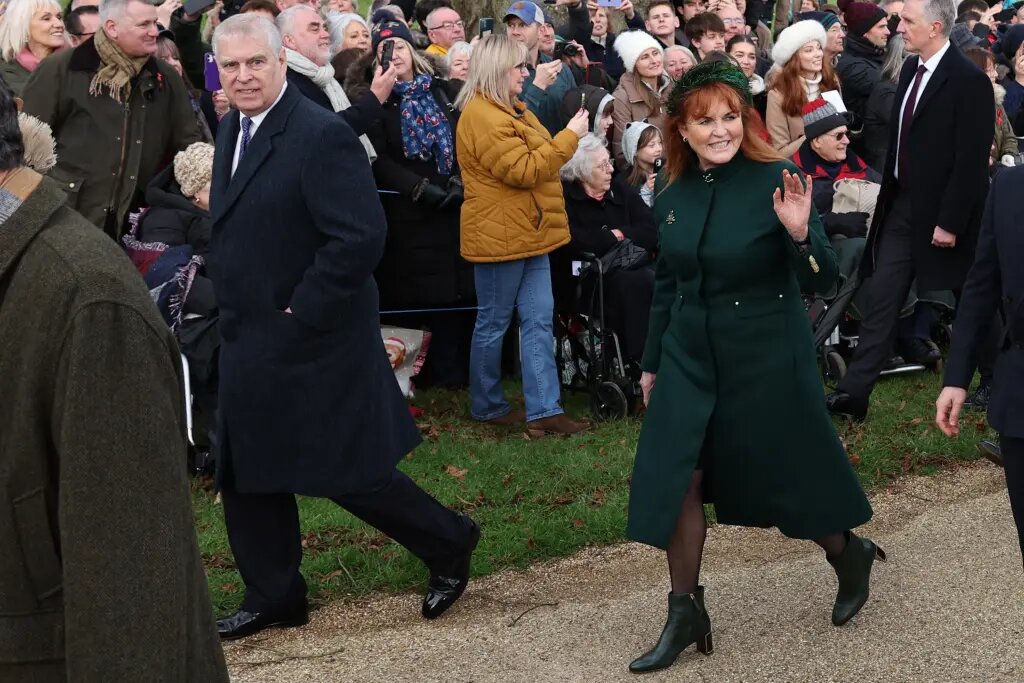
[239,116,252,159]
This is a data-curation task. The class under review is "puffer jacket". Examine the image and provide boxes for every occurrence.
[456,95,578,263]
[835,35,885,121]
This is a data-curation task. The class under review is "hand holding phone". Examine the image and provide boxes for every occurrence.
[479,17,494,37]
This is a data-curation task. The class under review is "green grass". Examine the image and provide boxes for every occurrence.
[193,371,994,614]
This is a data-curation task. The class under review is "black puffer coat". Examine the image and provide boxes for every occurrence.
[345,52,474,311]
[835,35,886,122]
[136,164,216,317]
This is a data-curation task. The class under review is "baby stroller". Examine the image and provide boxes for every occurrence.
[554,253,642,421]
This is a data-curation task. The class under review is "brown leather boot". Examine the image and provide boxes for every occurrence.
[526,414,588,437]
[482,409,526,426]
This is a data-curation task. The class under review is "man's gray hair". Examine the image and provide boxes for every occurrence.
[98,0,135,25]
[213,13,283,59]
[425,5,455,30]
[277,4,319,40]
[921,0,956,37]
[560,134,607,182]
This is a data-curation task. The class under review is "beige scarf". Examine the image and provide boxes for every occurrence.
[89,28,149,104]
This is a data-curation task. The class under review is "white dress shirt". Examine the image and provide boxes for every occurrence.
[895,40,950,179]
[231,82,288,176]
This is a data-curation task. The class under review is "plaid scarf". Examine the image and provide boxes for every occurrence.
[90,28,149,104]
[393,74,454,175]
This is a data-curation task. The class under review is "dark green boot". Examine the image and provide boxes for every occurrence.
[828,531,886,626]
[629,587,713,674]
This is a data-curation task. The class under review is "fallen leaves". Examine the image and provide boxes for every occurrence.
[445,464,468,481]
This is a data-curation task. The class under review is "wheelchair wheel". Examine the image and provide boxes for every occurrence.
[822,350,847,388]
[592,381,629,421]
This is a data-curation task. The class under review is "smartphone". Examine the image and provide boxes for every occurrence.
[479,17,494,37]
[380,41,394,71]
[184,0,217,17]
[597,0,619,7]
[579,91,587,112]
[653,158,664,172]
[203,52,221,92]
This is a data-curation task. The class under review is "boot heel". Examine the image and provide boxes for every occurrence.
[696,631,713,655]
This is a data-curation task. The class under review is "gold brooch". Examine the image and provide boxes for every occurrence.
[809,255,820,274]
[666,210,676,224]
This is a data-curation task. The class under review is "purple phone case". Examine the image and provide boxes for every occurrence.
[204,53,221,92]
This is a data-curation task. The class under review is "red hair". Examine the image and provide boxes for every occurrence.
[662,82,781,185]
[770,50,841,117]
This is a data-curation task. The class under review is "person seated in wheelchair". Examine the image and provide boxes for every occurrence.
[122,142,220,462]
[552,133,658,368]
[793,101,948,367]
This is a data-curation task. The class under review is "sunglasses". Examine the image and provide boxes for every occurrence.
[829,130,849,141]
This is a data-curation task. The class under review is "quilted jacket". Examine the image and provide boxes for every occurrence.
[456,95,578,263]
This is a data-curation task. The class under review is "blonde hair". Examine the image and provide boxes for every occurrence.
[454,34,528,112]
[0,0,63,63]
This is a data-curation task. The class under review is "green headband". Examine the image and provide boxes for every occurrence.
[666,61,753,117]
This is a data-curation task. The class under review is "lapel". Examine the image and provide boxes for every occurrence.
[212,85,303,223]
[211,110,238,216]
[912,47,953,122]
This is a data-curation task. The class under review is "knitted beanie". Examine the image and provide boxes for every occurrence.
[371,10,416,53]
[771,20,828,66]
[801,99,846,141]
[795,10,840,31]
[614,30,664,75]
[621,121,657,167]
[174,142,215,198]
[839,0,888,37]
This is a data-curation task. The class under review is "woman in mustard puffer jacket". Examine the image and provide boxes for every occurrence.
[455,35,590,436]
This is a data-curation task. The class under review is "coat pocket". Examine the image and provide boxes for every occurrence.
[732,296,787,319]
[11,488,62,603]
[46,167,84,208]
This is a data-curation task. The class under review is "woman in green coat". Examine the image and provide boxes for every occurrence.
[627,62,883,674]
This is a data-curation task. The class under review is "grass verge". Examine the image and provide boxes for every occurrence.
[193,371,993,614]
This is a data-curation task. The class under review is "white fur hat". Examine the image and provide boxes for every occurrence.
[771,20,828,67]
[621,121,657,168]
[614,30,664,75]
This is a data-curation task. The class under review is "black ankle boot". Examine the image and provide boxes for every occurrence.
[629,587,713,674]
[828,531,886,626]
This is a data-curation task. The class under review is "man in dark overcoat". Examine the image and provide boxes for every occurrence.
[207,14,480,640]
[936,166,1024,564]
[0,76,227,682]
[826,0,994,420]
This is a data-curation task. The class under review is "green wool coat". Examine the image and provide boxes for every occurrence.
[0,173,228,682]
[627,153,873,549]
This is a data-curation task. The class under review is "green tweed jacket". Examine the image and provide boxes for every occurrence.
[0,172,228,682]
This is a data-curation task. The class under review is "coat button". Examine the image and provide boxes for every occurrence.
[129,175,136,180]
[734,301,740,306]
[68,182,75,188]
[778,294,783,298]
[136,140,142,144]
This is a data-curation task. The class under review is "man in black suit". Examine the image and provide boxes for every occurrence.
[826,0,994,421]
[936,167,1024,564]
[207,14,480,640]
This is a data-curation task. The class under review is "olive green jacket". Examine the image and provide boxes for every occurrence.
[0,59,31,96]
[0,172,228,682]
[21,36,201,238]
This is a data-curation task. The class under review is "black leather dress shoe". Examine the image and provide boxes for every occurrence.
[217,605,309,641]
[977,440,1003,467]
[900,338,942,366]
[825,391,868,422]
[964,384,992,411]
[422,519,481,620]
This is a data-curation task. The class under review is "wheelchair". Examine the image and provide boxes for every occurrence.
[554,252,643,421]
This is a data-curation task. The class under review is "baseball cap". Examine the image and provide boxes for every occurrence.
[504,1,545,25]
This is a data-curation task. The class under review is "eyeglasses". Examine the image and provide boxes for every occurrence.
[595,159,613,170]
[428,20,464,31]
[513,62,529,73]
[830,130,849,141]
[721,17,745,24]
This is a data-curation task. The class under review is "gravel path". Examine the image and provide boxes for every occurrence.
[225,463,1024,682]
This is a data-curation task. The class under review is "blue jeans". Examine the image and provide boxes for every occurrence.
[470,255,563,422]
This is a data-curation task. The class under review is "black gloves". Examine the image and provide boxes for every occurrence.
[822,211,870,239]
[413,176,464,210]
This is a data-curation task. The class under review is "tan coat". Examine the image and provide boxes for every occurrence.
[611,71,669,168]
[457,95,578,263]
[766,89,806,158]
